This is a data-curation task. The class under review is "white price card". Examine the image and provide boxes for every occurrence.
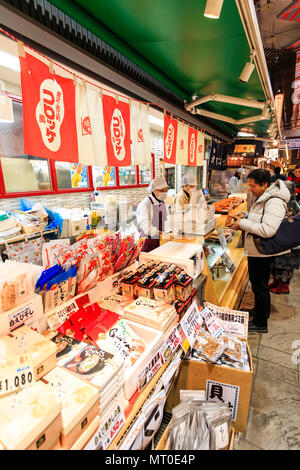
[178,301,203,353]
[84,403,125,450]
[0,353,34,397]
[206,380,239,421]
[119,414,145,450]
[205,302,249,339]
[8,304,36,332]
[201,306,224,339]
[138,351,162,392]
[46,298,79,330]
[160,326,181,364]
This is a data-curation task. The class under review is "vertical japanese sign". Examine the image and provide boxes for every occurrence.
[131,101,151,165]
[188,127,197,166]
[102,94,132,167]
[178,301,203,354]
[75,83,107,166]
[197,130,205,166]
[176,120,188,165]
[19,52,79,162]
[164,113,178,164]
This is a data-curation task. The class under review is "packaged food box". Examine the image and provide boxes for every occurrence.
[136,284,154,299]
[121,271,141,299]
[0,326,57,381]
[174,277,193,302]
[0,382,62,450]
[42,330,84,365]
[94,318,146,368]
[41,367,99,450]
[97,293,131,315]
[62,341,124,391]
[153,278,176,305]
[71,415,100,450]
[123,297,177,331]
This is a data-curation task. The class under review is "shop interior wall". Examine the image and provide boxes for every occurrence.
[0,129,162,212]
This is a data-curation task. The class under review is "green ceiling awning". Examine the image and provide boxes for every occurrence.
[48,0,272,137]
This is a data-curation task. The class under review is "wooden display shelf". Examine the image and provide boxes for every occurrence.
[107,355,174,450]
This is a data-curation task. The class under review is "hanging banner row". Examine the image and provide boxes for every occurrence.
[19,50,204,167]
[164,114,204,167]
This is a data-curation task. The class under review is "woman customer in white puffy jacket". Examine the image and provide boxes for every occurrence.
[231,169,290,334]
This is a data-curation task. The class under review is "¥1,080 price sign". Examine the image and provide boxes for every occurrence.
[178,301,203,354]
[0,354,34,397]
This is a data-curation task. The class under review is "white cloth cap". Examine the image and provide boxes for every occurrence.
[148,177,168,193]
[182,173,197,186]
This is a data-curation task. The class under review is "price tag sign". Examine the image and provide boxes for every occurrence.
[138,352,162,392]
[178,301,203,354]
[84,403,125,450]
[8,305,36,332]
[160,326,181,363]
[0,354,34,397]
[201,306,224,339]
[46,299,79,330]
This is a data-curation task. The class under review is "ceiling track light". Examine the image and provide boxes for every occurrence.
[204,0,224,19]
[239,51,256,83]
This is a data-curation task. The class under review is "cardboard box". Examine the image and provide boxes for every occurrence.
[165,343,253,433]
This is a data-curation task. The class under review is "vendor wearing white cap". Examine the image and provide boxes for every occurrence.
[174,173,197,213]
[136,177,170,252]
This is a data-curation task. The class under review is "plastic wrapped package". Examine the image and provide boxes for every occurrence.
[42,239,70,269]
[189,407,210,450]
[205,408,232,450]
[0,261,42,312]
[193,328,226,363]
[221,333,245,363]
[76,249,113,294]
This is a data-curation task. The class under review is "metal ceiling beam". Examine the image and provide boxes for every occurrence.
[0,1,231,141]
[235,0,282,141]
[186,93,266,111]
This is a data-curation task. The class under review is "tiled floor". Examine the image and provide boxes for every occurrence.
[235,270,300,450]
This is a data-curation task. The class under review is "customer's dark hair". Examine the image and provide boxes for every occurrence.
[274,166,281,175]
[247,169,271,186]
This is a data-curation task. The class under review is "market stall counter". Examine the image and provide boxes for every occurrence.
[160,200,248,310]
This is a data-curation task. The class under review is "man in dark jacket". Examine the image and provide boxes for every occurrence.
[271,166,286,183]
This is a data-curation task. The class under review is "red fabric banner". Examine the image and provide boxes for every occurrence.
[164,114,178,164]
[19,52,78,162]
[188,127,197,166]
[102,94,132,167]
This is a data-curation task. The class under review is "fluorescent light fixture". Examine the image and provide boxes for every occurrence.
[204,0,224,19]
[149,114,164,128]
[239,51,256,83]
[0,95,14,123]
[237,131,257,137]
[0,51,20,72]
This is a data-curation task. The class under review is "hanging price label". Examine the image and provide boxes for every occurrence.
[0,354,35,397]
[46,298,79,330]
[84,403,125,451]
[178,301,203,354]
[160,326,181,363]
[138,352,162,392]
